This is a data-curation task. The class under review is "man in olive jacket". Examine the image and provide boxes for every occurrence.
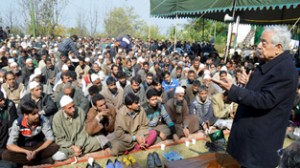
[213,26,298,167]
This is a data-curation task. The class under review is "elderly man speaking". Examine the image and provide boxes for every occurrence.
[213,26,298,168]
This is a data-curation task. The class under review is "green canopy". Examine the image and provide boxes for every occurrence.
[150,0,300,25]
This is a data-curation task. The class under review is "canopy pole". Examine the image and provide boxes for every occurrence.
[225,23,233,62]
[30,0,36,38]
[202,18,204,41]
[224,0,237,63]
[296,25,300,57]
[148,23,151,40]
[234,16,240,51]
[174,14,178,52]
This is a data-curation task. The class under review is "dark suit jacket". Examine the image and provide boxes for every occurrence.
[227,51,298,168]
[18,93,58,117]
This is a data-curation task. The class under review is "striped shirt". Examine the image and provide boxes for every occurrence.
[58,38,80,57]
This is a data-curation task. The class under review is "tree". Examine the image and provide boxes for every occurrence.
[103,7,145,38]
[180,19,227,42]
[5,2,17,30]
[88,3,101,37]
[19,0,69,36]
[137,24,165,40]
[75,11,89,37]
[168,18,228,53]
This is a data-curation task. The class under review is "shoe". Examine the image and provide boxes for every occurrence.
[114,158,122,168]
[87,157,102,168]
[147,153,155,168]
[152,152,162,167]
[121,156,132,168]
[106,159,114,168]
[39,157,54,164]
[128,155,142,168]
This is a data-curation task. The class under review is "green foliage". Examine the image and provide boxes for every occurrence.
[181,19,227,42]
[166,18,228,53]
[103,7,145,38]
[21,0,69,37]
[10,27,25,37]
[137,24,165,40]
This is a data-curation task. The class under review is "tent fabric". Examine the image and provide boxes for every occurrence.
[150,0,300,25]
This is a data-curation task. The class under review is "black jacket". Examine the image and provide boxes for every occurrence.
[227,51,298,168]
[18,93,58,117]
[0,100,18,148]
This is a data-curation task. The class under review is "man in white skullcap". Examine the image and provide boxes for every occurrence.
[52,95,102,160]
[18,81,57,118]
[54,64,69,86]
[8,62,24,84]
[26,70,52,95]
[21,58,35,86]
[164,86,200,139]
[202,74,222,97]
[84,73,102,97]
[212,65,234,83]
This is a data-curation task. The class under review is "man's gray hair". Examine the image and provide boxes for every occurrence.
[264,26,291,51]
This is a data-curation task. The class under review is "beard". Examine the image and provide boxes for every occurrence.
[27,66,34,70]
[13,70,20,75]
[188,79,194,84]
[119,81,127,88]
[132,87,140,93]
[49,65,55,70]
[155,88,162,96]
[97,85,102,91]
[68,65,75,71]
[112,72,118,77]
[109,88,118,95]
[175,105,183,114]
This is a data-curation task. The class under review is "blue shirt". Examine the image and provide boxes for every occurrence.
[162,79,179,93]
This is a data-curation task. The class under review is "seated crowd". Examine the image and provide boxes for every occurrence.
[0,34,255,166]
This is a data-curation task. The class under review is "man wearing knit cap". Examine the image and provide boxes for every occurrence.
[52,95,102,160]
[18,81,57,118]
[164,86,199,139]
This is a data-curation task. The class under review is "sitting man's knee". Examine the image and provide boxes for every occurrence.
[52,151,67,161]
